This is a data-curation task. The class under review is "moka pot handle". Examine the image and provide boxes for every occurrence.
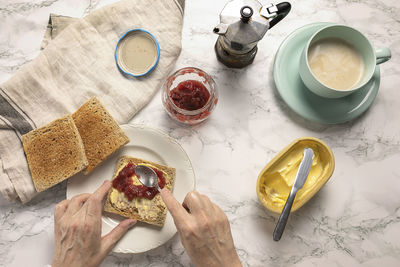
[269,2,291,29]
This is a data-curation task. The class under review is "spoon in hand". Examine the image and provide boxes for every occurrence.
[134,165,161,192]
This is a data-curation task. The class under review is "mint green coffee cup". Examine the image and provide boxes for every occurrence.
[299,24,391,98]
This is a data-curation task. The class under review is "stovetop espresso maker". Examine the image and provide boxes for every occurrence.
[213,0,291,68]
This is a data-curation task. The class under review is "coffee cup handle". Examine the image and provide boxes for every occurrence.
[376,47,391,65]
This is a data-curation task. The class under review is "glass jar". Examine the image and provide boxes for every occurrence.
[161,67,218,125]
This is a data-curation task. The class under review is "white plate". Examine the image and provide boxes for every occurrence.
[66,124,195,253]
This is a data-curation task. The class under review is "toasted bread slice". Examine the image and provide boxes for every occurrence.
[21,115,88,192]
[104,156,176,227]
[72,97,129,174]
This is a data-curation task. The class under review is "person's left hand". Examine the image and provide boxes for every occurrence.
[52,180,136,267]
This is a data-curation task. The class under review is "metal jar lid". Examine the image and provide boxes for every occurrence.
[115,29,160,77]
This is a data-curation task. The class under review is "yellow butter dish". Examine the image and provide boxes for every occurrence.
[257,137,334,213]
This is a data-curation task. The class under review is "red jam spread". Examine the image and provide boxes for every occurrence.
[112,162,166,200]
[169,80,210,111]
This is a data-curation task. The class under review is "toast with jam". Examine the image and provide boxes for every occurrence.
[104,156,176,227]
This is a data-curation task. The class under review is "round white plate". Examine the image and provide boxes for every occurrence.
[66,124,195,253]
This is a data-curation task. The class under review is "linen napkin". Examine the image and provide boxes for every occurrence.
[0,0,185,203]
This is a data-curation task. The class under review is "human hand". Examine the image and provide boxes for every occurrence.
[52,180,136,267]
[161,189,242,267]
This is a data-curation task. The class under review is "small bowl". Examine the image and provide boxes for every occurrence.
[161,67,218,125]
[256,137,335,213]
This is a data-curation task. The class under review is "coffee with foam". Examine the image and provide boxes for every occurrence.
[308,37,364,91]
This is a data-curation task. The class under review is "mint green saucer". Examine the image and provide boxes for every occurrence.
[273,22,380,124]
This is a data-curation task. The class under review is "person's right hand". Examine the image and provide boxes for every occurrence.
[161,189,242,267]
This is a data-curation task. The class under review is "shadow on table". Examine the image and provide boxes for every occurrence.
[255,186,330,244]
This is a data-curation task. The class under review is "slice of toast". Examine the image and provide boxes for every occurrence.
[72,97,129,174]
[104,156,176,227]
[21,115,88,192]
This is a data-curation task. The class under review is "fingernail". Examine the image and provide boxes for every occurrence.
[161,188,168,194]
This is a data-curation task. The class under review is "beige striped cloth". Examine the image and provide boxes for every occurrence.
[0,0,185,203]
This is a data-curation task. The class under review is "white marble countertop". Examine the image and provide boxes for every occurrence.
[1,0,400,266]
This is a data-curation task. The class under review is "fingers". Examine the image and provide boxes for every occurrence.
[160,188,188,227]
[86,180,112,217]
[198,194,215,214]
[213,203,227,219]
[101,219,136,255]
[182,191,204,213]
[55,181,110,224]
[91,180,112,202]
[54,199,70,222]
[199,194,220,227]
[63,193,91,217]
[212,203,229,232]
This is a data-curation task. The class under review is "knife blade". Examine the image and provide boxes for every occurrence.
[273,147,314,241]
[293,148,314,191]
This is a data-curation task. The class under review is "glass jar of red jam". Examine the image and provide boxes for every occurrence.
[161,67,218,125]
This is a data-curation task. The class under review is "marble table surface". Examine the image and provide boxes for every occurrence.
[1,0,399,266]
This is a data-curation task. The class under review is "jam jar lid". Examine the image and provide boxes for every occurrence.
[115,29,160,77]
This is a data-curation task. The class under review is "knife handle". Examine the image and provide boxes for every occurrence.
[273,191,296,241]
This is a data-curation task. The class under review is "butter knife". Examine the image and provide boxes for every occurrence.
[273,148,314,241]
